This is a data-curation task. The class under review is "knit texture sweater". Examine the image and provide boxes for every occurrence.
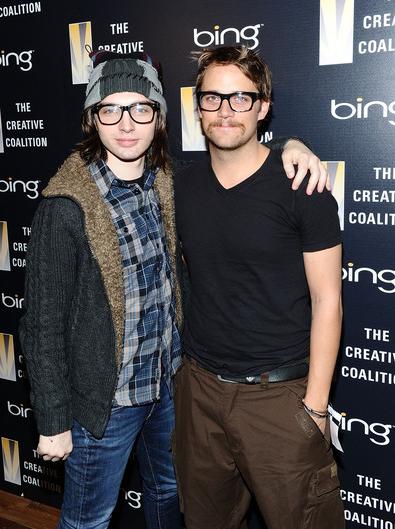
[19,152,182,439]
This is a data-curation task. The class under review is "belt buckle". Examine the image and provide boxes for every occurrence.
[217,374,238,384]
[217,374,261,384]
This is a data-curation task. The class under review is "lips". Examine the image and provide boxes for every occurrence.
[116,138,139,146]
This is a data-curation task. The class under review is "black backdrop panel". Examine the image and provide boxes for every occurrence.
[1,1,394,528]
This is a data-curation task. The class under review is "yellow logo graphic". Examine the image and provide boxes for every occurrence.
[0,221,11,271]
[180,87,206,152]
[1,438,21,485]
[323,161,345,231]
[319,0,354,65]
[0,108,4,153]
[0,333,16,381]
[69,21,92,85]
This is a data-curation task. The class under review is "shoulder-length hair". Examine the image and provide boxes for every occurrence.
[75,106,171,172]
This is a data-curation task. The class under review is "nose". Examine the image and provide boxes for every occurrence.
[217,98,234,118]
[119,110,135,132]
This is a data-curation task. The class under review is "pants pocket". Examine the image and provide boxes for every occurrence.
[285,379,331,446]
[294,408,331,446]
[301,462,345,529]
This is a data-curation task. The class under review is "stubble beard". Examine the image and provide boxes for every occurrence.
[204,120,249,151]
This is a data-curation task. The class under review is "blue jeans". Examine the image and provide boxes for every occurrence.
[58,381,182,529]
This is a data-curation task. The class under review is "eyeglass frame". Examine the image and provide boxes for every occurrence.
[93,101,160,125]
[196,91,263,113]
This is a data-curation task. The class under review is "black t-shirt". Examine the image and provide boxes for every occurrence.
[174,150,341,376]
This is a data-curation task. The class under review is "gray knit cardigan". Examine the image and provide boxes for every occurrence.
[19,153,182,439]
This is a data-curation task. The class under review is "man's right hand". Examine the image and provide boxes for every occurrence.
[37,431,73,461]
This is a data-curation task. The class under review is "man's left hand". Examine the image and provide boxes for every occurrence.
[310,415,327,435]
[282,139,330,195]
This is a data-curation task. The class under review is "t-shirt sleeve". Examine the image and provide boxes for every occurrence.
[294,179,342,252]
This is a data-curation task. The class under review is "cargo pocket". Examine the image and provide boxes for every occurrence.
[301,462,345,529]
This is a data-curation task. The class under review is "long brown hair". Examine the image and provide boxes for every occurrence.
[75,106,172,172]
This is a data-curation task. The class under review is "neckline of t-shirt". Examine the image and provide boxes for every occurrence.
[209,148,274,194]
[114,173,145,189]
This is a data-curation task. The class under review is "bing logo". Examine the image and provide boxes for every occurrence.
[193,23,262,50]
[329,406,394,451]
[1,437,21,485]
[180,87,206,152]
[319,0,354,65]
[0,221,11,271]
[69,21,92,84]
[0,333,16,381]
[322,161,345,231]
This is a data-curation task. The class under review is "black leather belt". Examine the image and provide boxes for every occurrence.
[217,360,309,385]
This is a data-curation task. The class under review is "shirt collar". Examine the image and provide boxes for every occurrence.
[89,159,156,198]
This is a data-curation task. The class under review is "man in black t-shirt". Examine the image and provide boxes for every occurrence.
[173,46,344,529]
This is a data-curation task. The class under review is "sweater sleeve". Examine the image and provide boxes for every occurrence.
[19,198,81,436]
[265,136,313,151]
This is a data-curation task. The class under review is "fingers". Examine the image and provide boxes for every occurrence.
[42,454,60,462]
[290,155,330,195]
[282,149,310,190]
[315,162,330,193]
[282,144,331,195]
[39,450,71,462]
[283,162,295,179]
[304,158,330,194]
[37,441,73,462]
[291,156,310,191]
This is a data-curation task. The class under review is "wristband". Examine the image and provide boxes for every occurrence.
[302,400,328,419]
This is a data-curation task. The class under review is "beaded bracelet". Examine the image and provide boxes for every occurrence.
[302,400,328,419]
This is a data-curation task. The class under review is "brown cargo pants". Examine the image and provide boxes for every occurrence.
[173,357,345,529]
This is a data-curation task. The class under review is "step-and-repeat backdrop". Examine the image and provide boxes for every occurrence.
[1,1,394,527]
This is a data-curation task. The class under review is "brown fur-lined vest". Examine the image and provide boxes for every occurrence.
[43,152,182,365]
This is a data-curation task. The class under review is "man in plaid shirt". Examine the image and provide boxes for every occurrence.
[20,50,328,529]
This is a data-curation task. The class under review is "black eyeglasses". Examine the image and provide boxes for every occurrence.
[94,102,159,125]
[197,91,263,112]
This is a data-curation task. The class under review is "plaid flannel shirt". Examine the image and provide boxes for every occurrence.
[90,160,181,406]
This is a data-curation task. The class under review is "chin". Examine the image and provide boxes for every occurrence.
[112,148,147,163]
[210,139,245,151]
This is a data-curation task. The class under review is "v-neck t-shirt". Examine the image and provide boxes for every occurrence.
[174,149,341,376]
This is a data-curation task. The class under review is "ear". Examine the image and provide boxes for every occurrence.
[257,100,270,121]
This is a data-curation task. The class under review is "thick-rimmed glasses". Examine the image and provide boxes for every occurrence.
[197,91,263,112]
[94,102,159,125]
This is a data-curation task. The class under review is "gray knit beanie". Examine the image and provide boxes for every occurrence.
[84,50,167,114]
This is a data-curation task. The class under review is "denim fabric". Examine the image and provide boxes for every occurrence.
[58,381,182,529]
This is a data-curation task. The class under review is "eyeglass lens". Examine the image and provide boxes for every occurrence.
[199,92,256,112]
[97,103,155,124]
